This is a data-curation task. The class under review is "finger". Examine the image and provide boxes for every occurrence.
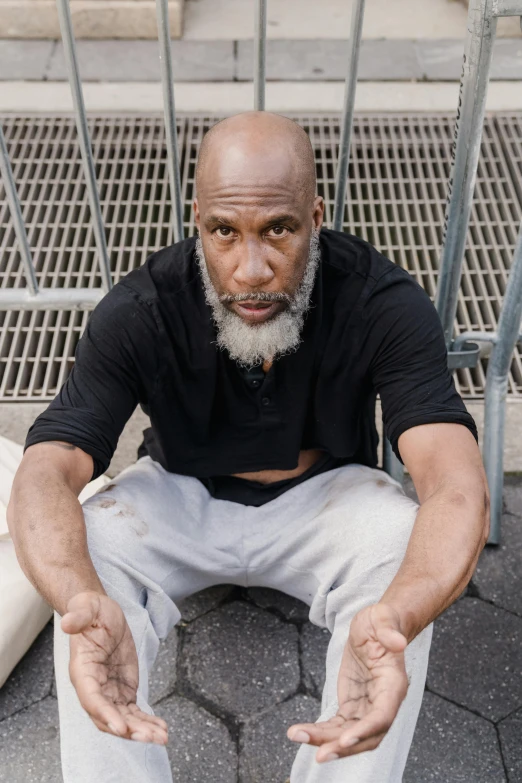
[375,625,407,653]
[123,713,168,744]
[316,732,387,763]
[338,708,394,748]
[287,718,346,747]
[80,690,128,737]
[61,606,97,635]
[125,704,168,732]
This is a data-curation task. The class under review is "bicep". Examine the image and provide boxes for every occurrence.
[22,441,94,495]
[399,422,487,505]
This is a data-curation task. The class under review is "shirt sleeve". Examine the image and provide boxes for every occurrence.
[25,284,157,479]
[368,268,478,463]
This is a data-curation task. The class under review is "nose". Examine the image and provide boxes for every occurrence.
[232,240,275,289]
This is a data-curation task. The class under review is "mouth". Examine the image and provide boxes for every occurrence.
[231,300,282,324]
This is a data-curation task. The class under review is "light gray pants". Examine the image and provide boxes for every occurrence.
[54,457,432,783]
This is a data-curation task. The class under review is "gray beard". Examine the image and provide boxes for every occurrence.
[195,229,321,368]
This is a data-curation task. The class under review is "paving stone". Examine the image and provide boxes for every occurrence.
[0,697,60,783]
[240,693,320,783]
[237,39,421,81]
[178,584,234,622]
[0,621,54,721]
[474,511,522,617]
[301,623,330,698]
[155,694,237,782]
[149,626,178,706]
[503,478,522,519]
[246,587,310,623]
[498,707,522,783]
[427,598,522,722]
[0,40,54,81]
[46,40,234,82]
[404,691,505,782]
[182,601,299,719]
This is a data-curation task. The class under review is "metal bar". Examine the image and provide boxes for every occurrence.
[492,0,522,15]
[434,0,497,349]
[55,0,112,292]
[253,0,267,111]
[453,330,522,351]
[0,288,104,311]
[483,220,522,544]
[332,0,366,232]
[0,123,38,295]
[155,0,184,243]
[383,437,405,484]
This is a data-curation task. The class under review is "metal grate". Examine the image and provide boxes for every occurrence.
[1,112,521,401]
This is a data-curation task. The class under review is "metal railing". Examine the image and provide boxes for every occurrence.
[1,0,522,541]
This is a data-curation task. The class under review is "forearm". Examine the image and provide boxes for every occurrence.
[7,460,105,616]
[381,484,489,642]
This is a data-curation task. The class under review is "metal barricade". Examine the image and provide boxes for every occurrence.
[1,0,522,541]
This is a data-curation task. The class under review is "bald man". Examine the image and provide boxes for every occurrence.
[8,112,488,783]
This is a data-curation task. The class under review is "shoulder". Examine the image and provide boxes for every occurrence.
[120,235,199,303]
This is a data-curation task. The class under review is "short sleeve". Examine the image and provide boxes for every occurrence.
[368,270,478,462]
[25,284,158,479]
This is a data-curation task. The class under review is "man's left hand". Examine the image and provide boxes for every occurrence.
[287,603,408,764]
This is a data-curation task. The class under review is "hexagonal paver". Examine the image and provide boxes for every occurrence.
[240,693,320,783]
[0,621,54,720]
[149,626,179,706]
[182,601,299,719]
[0,696,60,782]
[300,623,330,698]
[404,692,505,782]
[474,512,522,617]
[155,694,237,782]
[503,478,522,519]
[246,588,310,623]
[178,585,234,623]
[498,707,522,782]
[427,598,522,722]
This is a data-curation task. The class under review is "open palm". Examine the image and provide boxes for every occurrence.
[287,603,408,764]
[62,591,168,745]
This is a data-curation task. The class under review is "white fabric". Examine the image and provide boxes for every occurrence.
[0,435,108,687]
[54,456,432,783]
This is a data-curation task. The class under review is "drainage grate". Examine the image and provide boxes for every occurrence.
[1,113,521,401]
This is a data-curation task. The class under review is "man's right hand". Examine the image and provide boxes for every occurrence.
[61,591,168,745]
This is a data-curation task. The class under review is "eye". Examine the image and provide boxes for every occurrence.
[215,226,234,238]
[267,225,289,237]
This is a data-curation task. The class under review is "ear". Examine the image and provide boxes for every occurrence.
[313,196,325,231]
[194,199,200,229]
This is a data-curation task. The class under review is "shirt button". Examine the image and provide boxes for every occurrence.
[261,396,270,406]
[250,380,261,389]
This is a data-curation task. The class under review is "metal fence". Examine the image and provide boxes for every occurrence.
[1,0,522,543]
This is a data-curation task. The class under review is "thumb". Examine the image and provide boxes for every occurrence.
[372,605,407,653]
[61,592,101,635]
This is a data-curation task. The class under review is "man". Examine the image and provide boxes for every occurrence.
[7,112,488,782]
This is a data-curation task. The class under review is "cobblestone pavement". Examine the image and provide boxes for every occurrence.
[0,478,521,782]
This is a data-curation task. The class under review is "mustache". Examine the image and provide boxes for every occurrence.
[219,291,292,305]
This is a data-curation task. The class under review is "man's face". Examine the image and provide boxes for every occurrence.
[194,146,324,325]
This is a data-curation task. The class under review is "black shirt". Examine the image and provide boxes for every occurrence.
[25,229,477,506]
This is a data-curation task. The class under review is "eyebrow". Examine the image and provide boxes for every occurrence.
[204,213,300,229]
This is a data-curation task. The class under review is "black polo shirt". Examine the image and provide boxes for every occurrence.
[25,229,477,506]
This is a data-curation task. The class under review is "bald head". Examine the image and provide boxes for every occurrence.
[195,112,316,203]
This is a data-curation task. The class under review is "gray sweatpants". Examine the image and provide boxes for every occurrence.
[54,456,433,782]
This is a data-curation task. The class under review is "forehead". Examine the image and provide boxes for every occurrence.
[197,140,306,213]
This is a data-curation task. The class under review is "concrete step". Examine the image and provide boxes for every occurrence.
[2,37,522,82]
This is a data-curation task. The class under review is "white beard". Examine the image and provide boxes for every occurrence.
[195,229,321,368]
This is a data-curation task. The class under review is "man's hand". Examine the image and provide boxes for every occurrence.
[62,591,168,745]
[287,603,408,764]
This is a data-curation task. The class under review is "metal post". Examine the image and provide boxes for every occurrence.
[483,220,522,544]
[435,0,497,348]
[383,437,405,485]
[55,0,112,292]
[332,0,366,231]
[253,0,267,111]
[156,0,184,243]
[0,124,38,295]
